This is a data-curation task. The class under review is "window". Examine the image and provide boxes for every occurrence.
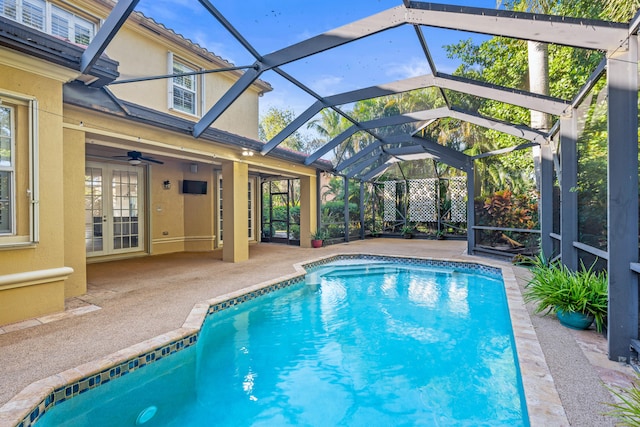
[0,0,95,45]
[0,93,38,245]
[50,5,93,45]
[21,0,44,31]
[171,59,197,115]
[0,0,17,20]
[0,106,13,234]
[50,5,70,39]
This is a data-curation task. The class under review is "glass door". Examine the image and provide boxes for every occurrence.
[261,179,300,245]
[218,175,256,245]
[85,161,144,256]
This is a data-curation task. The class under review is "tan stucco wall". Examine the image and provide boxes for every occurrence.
[0,66,66,270]
[183,164,215,252]
[222,161,249,262]
[63,128,87,297]
[0,281,65,325]
[150,159,186,255]
[104,24,261,140]
[299,175,318,248]
[0,58,75,323]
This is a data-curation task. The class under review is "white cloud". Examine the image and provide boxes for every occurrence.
[259,90,310,117]
[309,75,343,96]
[385,57,430,79]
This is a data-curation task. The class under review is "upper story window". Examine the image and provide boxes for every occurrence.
[0,0,95,45]
[171,58,197,115]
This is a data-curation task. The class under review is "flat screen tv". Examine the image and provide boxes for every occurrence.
[182,180,207,195]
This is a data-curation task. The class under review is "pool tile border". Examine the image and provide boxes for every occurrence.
[1,253,567,427]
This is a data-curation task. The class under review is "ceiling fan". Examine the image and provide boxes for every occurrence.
[113,151,164,165]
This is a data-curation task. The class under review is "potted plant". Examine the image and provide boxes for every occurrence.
[521,254,608,332]
[401,225,414,239]
[311,229,327,248]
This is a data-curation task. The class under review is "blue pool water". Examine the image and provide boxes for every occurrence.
[38,261,528,426]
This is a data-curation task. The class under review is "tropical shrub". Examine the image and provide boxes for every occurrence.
[521,254,608,332]
[606,375,640,426]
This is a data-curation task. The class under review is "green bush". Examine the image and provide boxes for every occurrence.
[606,375,640,426]
[521,254,608,332]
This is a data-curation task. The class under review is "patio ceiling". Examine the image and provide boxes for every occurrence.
[82,0,631,181]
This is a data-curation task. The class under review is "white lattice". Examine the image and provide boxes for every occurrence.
[383,181,396,221]
[449,176,467,223]
[408,179,438,222]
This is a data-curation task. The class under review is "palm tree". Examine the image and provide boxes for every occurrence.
[602,0,640,21]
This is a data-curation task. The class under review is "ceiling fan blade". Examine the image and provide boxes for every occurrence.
[140,156,164,164]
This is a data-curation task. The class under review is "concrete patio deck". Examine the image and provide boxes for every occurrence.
[0,240,635,426]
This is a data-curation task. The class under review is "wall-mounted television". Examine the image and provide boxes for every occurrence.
[182,180,207,195]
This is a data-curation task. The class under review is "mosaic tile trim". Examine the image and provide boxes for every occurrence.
[302,254,502,278]
[16,279,307,427]
[206,276,306,316]
[18,334,198,427]
[15,254,497,427]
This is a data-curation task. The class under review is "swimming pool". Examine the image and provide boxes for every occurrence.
[5,253,568,427]
[28,257,524,426]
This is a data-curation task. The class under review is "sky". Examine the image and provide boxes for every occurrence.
[135,0,499,119]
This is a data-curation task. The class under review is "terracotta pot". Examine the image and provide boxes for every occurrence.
[311,239,323,248]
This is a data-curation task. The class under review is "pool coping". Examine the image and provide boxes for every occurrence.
[0,253,568,427]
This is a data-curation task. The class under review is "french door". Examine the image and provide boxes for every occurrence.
[85,161,145,256]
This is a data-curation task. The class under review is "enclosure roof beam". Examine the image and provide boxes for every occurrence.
[198,7,406,137]
[406,2,628,51]
[201,2,621,142]
[261,75,436,155]
[435,73,570,116]
[325,105,543,170]
[570,58,606,109]
[346,154,383,178]
[472,142,538,160]
[303,107,450,165]
[360,161,394,182]
[413,137,469,171]
[194,65,262,137]
[199,0,263,60]
[381,135,470,171]
[265,72,566,155]
[447,108,547,144]
[259,7,405,69]
[335,141,383,172]
[629,7,640,36]
[271,67,387,157]
[81,0,139,74]
[304,127,360,165]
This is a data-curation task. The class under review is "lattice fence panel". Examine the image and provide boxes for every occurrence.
[383,181,396,221]
[449,176,467,223]
[408,179,438,222]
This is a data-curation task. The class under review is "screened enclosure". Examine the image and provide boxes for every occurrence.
[89,0,640,363]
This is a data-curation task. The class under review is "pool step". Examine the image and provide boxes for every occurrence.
[306,263,455,285]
